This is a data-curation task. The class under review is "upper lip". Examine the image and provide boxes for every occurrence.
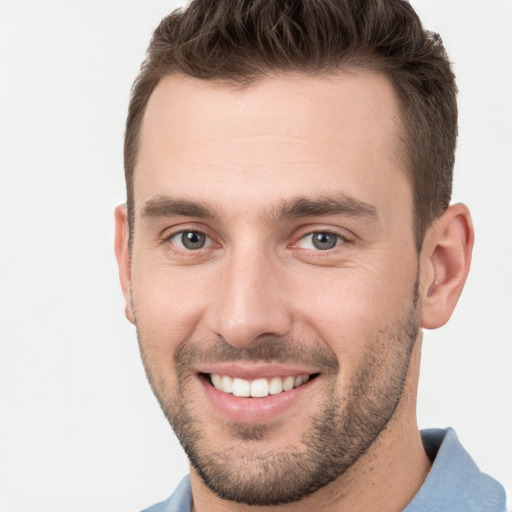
[195,362,320,380]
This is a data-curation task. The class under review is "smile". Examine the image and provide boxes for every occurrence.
[208,373,314,397]
[197,367,322,423]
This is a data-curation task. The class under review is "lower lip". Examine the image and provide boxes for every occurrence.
[198,375,317,424]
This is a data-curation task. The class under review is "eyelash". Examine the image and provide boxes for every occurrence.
[163,227,350,255]
[298,231,346,250]
[168,230,213,250]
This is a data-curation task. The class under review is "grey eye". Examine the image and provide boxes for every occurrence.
[311,232,338,250]
[297,232,343,251]
[173,231,208,250]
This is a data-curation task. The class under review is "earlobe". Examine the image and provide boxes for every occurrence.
[114,204,135,324]
[420,204,474,329]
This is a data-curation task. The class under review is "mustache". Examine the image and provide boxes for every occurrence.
[174,335,340,373]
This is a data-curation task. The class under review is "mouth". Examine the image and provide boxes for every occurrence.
[203,372,320,398]
[195,363,322,423]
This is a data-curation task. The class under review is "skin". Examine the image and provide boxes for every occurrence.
[115,72,474,511]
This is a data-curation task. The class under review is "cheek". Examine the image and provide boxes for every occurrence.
[131,264,212,353]
[291,260,417,358]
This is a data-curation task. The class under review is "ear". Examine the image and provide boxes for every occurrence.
[114,204,135,324]
[420,203,474,329]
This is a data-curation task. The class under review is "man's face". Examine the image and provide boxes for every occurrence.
[122,72,422,505]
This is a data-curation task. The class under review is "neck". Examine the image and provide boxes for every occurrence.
[191,338,431,512]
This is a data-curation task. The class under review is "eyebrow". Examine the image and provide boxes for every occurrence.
[141,196,216,220]
[270,194,379,223]
[140,193,379,224]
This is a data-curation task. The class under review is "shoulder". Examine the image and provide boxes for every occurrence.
[141,476,192,512]
[404,428,506,512]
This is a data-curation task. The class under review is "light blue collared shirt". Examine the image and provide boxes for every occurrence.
[142,428,506,512]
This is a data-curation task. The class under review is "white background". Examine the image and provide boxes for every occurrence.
[0,1,510,511]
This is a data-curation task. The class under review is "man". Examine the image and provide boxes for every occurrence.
[114,0,507,510]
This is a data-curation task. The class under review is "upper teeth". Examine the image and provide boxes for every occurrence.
[210,374,310,398]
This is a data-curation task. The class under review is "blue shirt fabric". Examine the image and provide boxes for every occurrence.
[142,428,506,512]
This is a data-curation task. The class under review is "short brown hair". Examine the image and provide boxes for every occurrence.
[124,0,457,250]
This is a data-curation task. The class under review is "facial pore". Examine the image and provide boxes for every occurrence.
[135,278,419,505]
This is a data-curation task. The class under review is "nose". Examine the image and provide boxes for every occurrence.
[206,248,293,348]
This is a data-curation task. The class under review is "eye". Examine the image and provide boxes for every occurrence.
[170,230,212,251]
[297,232,344,251]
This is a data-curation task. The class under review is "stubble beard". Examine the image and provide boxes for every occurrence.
[135,284,420,506]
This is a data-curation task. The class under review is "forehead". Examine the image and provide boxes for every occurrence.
[134,72,410,219]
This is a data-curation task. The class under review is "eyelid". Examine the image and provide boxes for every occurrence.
[160,223,353,254]
[294,231,346,250]
[161,223,219,251]
[169,230,213,250]
[290,224,354,247]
